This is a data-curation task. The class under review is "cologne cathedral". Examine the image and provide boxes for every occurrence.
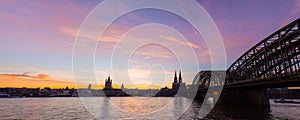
[156,71,187,97]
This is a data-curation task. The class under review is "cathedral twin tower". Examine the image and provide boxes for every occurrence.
[173,70,182,83]
[172,70,185,91]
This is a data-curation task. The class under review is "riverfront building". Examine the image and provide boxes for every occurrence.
[102,75,130,97]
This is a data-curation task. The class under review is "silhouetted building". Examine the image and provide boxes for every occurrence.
[172,71,179,91]
[156,70,187,97]
[179,70,182,83]
[172,71,186,92]
[104,75,113,90]
[102,76,130,97]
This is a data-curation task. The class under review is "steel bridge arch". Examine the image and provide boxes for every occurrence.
[191,71,225,89]
[226,18,300,83]
[191,18,300,88]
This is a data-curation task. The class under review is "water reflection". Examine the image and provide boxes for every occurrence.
[0,98,298,119]
[80,97,193,119]
[99,97,109,119]
[111,97,172,114]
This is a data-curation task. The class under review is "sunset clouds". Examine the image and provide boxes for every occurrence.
[0,1,300,88]
[0,73,75,88]
[0,73,50,80]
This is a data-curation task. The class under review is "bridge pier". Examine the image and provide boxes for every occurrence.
[218,89,270,107]
[194,89,270,107]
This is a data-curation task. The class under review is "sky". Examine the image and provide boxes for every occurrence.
[0,0,300,89]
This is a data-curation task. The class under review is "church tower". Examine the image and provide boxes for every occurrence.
[104,75,112,90]
[172,70,180,91]
[121,84,124,91]
[173,71,178,83]
[179,70,182,83]
[88,84,92,90]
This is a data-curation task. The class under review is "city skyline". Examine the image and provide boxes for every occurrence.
[0,0,300,89]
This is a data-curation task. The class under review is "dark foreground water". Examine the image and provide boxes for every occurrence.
[0,97,299,119]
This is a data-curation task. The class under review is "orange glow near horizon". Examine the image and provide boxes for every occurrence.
[1,73,299,90]
[0,74,75,89]
[0,73,169,89]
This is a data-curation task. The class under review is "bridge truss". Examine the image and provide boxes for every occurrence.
[191,18,300,89]
[226,18,300,83]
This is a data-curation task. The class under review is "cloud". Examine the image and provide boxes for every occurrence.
[0,72,74,88]
[35,74,50,79]
[0,71,96,89]
[0,73,50,80]
[134,51,174,59]
[163,36,200,49]
[0,1,96,54]
[143,56,151,60]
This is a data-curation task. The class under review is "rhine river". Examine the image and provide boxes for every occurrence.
[0,97,299,119]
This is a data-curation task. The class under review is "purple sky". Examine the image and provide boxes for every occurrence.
[0,0,299,88]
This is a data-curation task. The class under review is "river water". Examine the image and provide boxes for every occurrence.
[0,97,298,119]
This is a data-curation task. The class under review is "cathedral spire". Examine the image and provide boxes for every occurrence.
[174,70,178,83]
[121,83,124,91]
[108,75,111,82]
[179,70,182,83]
